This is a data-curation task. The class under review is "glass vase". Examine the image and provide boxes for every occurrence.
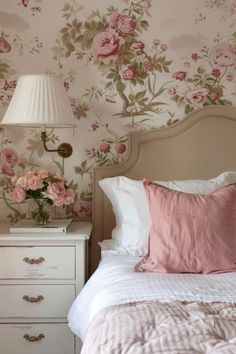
[31,199,50,225]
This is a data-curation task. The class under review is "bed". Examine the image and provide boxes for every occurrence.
[68,105,236,353]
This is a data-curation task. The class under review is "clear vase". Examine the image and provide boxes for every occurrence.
[31,199,50,225]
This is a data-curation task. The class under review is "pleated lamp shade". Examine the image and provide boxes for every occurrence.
[0,74,75,128]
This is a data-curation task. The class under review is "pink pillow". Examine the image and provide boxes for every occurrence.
[135,180,236,274]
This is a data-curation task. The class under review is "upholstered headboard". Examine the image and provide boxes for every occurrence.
[91,105,236,273]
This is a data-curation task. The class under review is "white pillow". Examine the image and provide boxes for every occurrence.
[99,171,236,256]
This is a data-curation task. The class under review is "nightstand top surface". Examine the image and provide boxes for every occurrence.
[0,221,92,241]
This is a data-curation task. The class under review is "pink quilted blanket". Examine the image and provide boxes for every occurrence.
[81,301,236,354]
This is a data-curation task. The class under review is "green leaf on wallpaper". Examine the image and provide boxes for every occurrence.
[232,32,236,40]
[106,6,118,16]
[80,190,92,202]
[0,61,10,79]
[184,104,194,115]
[116,81,126,93]
[52,158,64,174]
[74,160,93,177]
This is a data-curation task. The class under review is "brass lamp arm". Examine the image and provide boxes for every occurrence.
[41,132,73,158]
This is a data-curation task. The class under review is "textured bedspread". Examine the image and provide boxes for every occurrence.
[81,301,236,354]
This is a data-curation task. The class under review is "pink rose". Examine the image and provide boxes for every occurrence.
[211,68,221,78]
[160,43,167,52]
[2,164,15,177]
[184,85,208,106]
[153,38,160,46]
[120,64,137,80]
[12,186,26,203]
[25,172,43,191]
[38,170,49,179]
[130,41,145,53]
[46,182,66,206]
[11,175,18,184]
[143,0,151,8]
[109,12,121,28]
[191,53,199,62]
[91,30,124,64]
[100,142,111,153]
[63,82,69,91]
[226,74,234,81]
[73,201,92,221]
[0,37,11,53]
[0,148,18,166]
[64,188,75,205]
[210,43,236,69]
[115,143,126,154]
[116,15,136,36]
[168,87,176,96]
[173,71,187,81]
[142,58,152,72]
[210,90,221,101]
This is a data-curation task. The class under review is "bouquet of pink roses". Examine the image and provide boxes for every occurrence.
[11,170,75,225]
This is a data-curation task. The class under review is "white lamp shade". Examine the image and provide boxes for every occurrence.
[0,74,76,128]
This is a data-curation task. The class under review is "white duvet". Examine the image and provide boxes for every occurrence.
[68,255,236,341]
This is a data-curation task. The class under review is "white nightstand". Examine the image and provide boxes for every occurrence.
[0,221,92,354]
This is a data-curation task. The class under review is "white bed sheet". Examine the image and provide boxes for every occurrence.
[68,255,236,341]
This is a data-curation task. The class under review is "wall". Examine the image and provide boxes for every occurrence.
[0,0,236,222]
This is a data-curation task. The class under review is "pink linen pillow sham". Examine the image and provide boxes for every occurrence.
[135,180,236,274]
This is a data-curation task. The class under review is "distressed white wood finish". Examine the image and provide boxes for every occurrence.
[0,246,75,279]
[0,323,74,354]
[0,221,92,354]
[0,284,75,318]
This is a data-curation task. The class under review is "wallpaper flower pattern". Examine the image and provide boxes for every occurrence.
[0,0,236,222]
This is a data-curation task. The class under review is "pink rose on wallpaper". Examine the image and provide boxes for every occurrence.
[120,64,137,80]
[210,90,222,101]
[160,43,167,52]
[1,164,15,177]
[73,201,92,221]
[131,41,145,53]
[12,185,26,203]
[226,74,234,81]
[168,87,176,96]
[109,12,121,28]
[116,15,136,36]
[142,58,152,72]
[184,85,208,106]
[173,71,187,81]
[0,149,18,166]
[115,143,126,154]
[99,142,111,153]
[143,0,152,8]
[0,37,11,53]
[211,68,221,78]
[210,43,236,69]
[91,30,124,64]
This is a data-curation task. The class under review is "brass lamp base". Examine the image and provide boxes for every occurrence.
[57,143,73,158]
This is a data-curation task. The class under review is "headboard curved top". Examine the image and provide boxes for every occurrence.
[91,105,236,273]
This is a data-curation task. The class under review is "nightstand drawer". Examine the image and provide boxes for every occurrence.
[0,323,74,354]
[0,246,75,279]
[0,285,75,318]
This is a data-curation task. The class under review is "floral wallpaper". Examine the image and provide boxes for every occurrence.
[0,0,236,223]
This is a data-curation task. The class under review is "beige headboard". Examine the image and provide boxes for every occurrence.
[91,105,236,274]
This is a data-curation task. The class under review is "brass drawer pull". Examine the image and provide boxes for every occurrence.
[23,257,45,264]
[23,295,44,303]
[23,333,45,342]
